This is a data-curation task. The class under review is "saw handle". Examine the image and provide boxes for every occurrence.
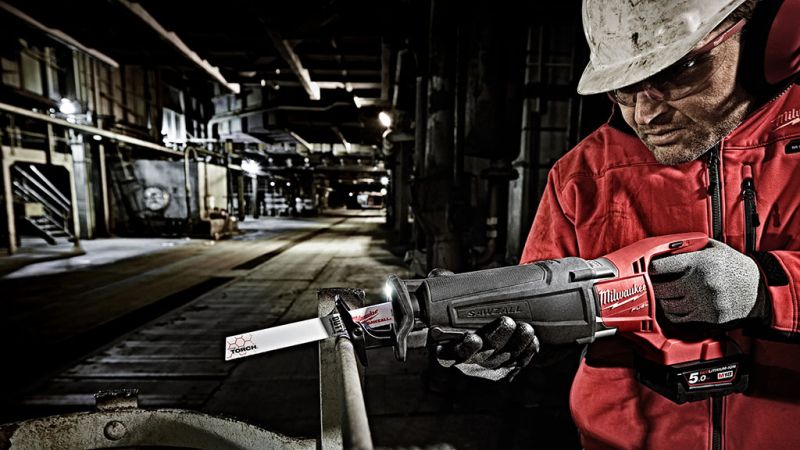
[596,232,723,365]
[601,232,709,276]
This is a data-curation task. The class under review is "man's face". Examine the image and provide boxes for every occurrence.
[618,27,753,166]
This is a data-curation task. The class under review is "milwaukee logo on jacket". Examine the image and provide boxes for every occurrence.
[521,84,800,450]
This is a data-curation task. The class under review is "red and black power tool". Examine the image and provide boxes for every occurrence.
[383,232,748,404]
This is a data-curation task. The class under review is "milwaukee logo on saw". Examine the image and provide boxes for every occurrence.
[595,280,650,318]
[598,284,646,308]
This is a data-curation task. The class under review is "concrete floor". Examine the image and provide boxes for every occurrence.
[1,212,580,449]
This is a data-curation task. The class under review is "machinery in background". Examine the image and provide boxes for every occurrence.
[110,158,237,239]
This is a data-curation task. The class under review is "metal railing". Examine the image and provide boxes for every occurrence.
[12,164,74,240]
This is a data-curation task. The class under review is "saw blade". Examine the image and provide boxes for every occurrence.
[225,302,394,361]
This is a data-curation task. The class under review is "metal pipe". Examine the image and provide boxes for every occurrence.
[335,337,374,450]
[236,174,245,222]
[452,19,466,190]
[2,154,16,255]
[413,77,427,177]
[97,143,110,235]
[184,146,198,222]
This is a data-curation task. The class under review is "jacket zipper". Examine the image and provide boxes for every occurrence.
[741,175,760,254]
[708,146,723,241]
[707,145,724,450]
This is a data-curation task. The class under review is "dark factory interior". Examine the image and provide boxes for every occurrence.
[2,0,798,449]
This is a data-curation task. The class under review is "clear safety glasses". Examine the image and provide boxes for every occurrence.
[608,19,747,107]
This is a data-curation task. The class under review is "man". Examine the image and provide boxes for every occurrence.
[438,0,800,448]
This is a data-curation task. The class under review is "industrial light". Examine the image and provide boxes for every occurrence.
[92,134,102,141]
[380,188,388,196]
[260,79,266,87]
[286,181,291,187]
[275,68,281,75]
[270,181,276,187]
[378,111,392,128]
[353,96,364,108]
[241,159,261,176]
[380,176,389,186]
[345,82,353,92]
[349,192,354,197]
[59,98,79,115]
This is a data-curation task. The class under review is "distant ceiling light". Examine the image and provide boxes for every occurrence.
[353,96,363,109]
[92,134,102,141]
[286,181,291,187]
[241,159,261,176]
[345,82,353,92]
[379,111,392,128]
[273,84,280,90]
[270,181,276,187]
[260,79,266,87]
[275,68,281,75]
[349,192,354,197]
[380,188,388,196]
[59,98,79,115]
[380,176,389,186]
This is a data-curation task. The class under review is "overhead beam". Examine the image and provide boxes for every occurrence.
[116,0,240,93]
[316,81,381,90]
[0,1,119,68]
[331,126,352,152]
[269,32,321,101]
[288,131,312,153]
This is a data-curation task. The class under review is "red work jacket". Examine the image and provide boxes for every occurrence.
[521,83,800,450]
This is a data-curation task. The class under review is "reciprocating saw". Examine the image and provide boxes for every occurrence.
[224,232,748,404]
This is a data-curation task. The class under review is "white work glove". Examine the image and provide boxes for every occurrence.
[435,316,540,381]
[650,239,767,325]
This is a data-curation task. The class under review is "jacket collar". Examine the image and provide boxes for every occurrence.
[725,82,800,149]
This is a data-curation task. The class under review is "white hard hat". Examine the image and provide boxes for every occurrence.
[577,0,747,95]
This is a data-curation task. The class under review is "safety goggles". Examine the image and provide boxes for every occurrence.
[608,19,746,107]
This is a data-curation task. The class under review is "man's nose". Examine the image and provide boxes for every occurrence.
[633,91,670,125]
